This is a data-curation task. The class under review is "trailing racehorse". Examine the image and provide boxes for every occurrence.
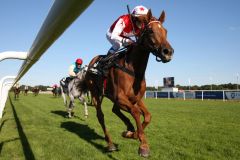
[24,88,29,96]
[60,66,89,118]
[32,87,40,96]
[23,86,29,96]
[85,10,173,157]
[52,87,61,97]
[13,87,21,100]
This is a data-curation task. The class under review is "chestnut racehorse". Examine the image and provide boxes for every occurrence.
[85,10,174,157]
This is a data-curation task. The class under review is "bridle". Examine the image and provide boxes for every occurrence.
[137,20,164,62]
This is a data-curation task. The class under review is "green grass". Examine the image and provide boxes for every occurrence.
[0,93,240,160]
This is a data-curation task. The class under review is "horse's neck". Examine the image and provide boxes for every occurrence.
[126,45,150,78]
[76,73,84,81]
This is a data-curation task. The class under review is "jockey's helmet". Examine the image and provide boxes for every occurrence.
[76,58,83,65]
[131,5,148,27]
[131,5,148,17]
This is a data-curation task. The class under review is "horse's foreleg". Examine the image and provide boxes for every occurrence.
[61,92,67,107]
[112,104,135,132]
[138,100,151,130]
[83,101,88,118]
[67,95,75,118]
[130,105,150,157]
[118,94,150,157]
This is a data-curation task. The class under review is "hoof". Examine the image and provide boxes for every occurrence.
[122,131,137,139]
[138,147,150,158]
[84,115,88,119]
[66,115,71,118]
[107,144,117,152]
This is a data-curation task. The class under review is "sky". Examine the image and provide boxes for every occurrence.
[0,0,240,87]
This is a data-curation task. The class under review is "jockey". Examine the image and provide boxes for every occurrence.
[69,58,83,77]
[106,5,148,55]
[24,85,28,90]
[64,58,83,84]
[52,84,58,89]
[98,5,148,74]
[14,82,20,88]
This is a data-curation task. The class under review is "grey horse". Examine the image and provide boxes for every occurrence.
[60,66,89,118]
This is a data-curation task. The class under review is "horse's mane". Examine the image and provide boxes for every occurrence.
[75,66,88,94]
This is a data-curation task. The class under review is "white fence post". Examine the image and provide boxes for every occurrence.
[223,90,225,101]
[0,76,16,118]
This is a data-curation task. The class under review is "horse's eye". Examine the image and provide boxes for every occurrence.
[148,30,153,34]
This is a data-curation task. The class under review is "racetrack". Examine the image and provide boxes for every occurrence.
[0,93,240,159]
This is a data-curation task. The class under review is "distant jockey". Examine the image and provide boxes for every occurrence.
[60,58,84,89]
[68,58,83,78]
[52,84,58,88]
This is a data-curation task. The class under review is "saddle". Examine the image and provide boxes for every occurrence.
[92,47,129,77]
[60,77,74,93]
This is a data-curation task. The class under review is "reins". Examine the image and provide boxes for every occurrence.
[139,19,164,62]
[113,20,163,77]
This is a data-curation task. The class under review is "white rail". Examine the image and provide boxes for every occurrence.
[0,0,93,118]
[14,0,93,83]
[0,51,27,62]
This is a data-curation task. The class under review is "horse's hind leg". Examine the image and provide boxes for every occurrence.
[92,95,116,152]
[112,104,136,137]
[79,96,88,118]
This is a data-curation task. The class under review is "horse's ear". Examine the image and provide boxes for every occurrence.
[146,9,152,22]
[159,10,165,23]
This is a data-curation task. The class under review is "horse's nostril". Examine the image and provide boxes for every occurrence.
[163,48,169,55]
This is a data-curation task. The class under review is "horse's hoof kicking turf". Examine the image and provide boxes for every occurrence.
[107,144,117,152]
[122,131,138,139]
[138,147,150,158]
[122,131,134,138]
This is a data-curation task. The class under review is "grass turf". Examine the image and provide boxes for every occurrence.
[0,93,240,160]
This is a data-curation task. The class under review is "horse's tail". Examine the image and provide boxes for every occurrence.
[59,79,67,106]
[76,76,89,95]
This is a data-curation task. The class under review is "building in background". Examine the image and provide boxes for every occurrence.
[162,77,178,92]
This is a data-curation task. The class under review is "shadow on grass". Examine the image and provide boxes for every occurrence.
[51,110,85,121]
[0,118,9,132]
[0,137,19,155]
[49,96,61,99]
[61,121,119,160]
[9,97,35,160]
[51,110,66,118]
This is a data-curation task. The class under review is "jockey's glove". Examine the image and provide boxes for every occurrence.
[122,38,134,46]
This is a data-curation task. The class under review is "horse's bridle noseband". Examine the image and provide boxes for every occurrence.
[137,20,164,62]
